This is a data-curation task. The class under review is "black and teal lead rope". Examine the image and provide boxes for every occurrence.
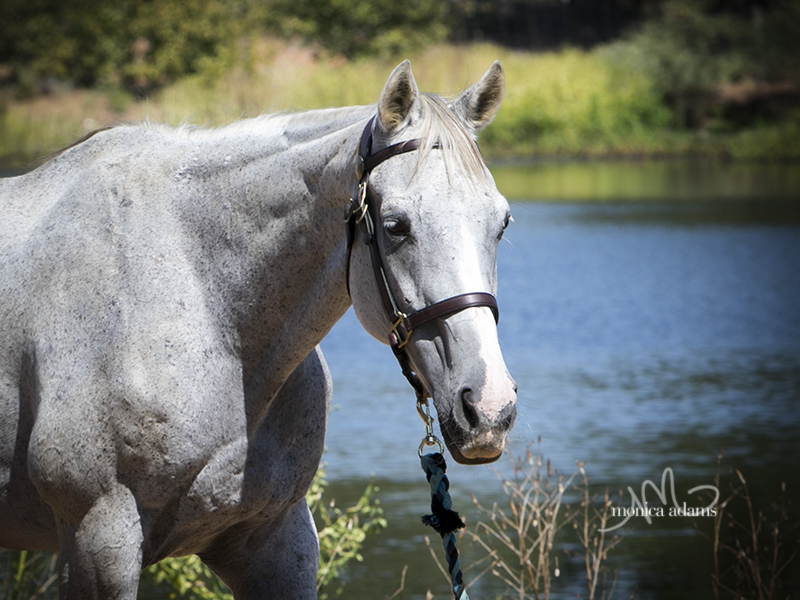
[420,452,469,600]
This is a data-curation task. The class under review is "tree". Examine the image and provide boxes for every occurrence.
[261,0,449,59]
[0,0,251,94]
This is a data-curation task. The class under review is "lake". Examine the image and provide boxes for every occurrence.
[319,160,800,599]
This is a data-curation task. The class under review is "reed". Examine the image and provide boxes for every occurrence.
[699,446,798,600]
[418,444,625,600]
[469,447,578,599]
[0,549,58,600]
[570,462,626,600]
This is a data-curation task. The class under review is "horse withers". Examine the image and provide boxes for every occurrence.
[0,60,517,599]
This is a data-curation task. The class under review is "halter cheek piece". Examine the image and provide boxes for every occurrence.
[344,116,499,399]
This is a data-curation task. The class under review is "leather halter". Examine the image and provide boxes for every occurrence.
[344,116,499,396]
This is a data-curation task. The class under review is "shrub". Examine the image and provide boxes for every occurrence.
[479,48,671,156]
[0,465,384,600]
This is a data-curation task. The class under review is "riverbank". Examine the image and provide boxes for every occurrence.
[2,40,799,168]
[490,158,800,202]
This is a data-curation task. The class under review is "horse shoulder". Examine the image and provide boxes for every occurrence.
[170,347,330,557]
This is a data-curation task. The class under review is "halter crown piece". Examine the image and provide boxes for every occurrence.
[345,116,499,600]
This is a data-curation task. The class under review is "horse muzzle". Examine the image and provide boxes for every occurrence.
[438,376,517,465]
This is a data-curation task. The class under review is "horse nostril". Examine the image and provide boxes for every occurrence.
[499,406,516,430]
[460,388,480,429]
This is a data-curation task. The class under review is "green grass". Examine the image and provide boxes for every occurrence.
[2,39,798,168]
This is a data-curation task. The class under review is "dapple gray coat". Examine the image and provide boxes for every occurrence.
[0,61,516,598]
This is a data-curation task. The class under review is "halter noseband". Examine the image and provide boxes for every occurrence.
[344,116,499,397]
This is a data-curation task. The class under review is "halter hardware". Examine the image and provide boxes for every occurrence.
[353,182,368,223]
[417,396,444,457]
[391,311,412,350]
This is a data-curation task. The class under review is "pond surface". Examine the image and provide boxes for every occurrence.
[319,160,800,599]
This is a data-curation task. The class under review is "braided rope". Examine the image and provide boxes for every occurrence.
[420,453,469,600]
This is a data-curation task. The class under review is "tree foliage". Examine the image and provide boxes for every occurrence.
[266,0,448,59]
[0,0,252,94]
[0,0,450,94]
[604,0,800,128]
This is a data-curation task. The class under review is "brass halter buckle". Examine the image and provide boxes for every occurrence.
[350,182,368,224]
[417,397,444,457]
[391,311,412,349]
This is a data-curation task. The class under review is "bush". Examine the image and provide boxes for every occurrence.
[602,0,800,130]
[478,48,672,156]
[0,465,384,600]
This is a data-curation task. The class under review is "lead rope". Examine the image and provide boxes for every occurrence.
[417,396,470,600]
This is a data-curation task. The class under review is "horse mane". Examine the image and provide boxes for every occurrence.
[36,96,488,184]
[29,126,116,171]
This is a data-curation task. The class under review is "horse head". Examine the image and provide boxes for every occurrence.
[347,60,517,465]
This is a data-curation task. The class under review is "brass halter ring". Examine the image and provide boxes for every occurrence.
[417,397,444,457]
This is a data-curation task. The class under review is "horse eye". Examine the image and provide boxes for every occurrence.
[384,219,409,238]
[499,213,512,239]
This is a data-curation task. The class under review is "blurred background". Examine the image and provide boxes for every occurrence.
[1,0,800,163]
[1,1,799,599]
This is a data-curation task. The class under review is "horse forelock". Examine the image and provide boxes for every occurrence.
[414,94,489,185]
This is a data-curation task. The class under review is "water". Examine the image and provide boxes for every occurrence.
[319,161,800,599]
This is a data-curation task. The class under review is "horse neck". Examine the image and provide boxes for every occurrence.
[174,107,371,420]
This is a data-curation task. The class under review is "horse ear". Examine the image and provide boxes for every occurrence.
[450,61,505,135]
[377,60,419,134]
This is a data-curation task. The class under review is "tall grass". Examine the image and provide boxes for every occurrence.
[478,47,672,157]
[463,447,625,600]
[2,39,798,168]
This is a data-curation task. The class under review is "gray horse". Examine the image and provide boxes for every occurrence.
[0,60,517,598]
